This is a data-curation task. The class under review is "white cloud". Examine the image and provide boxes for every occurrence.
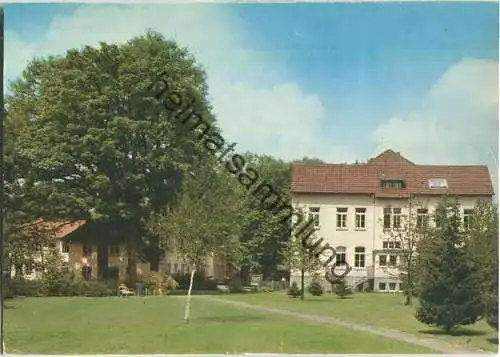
[6,4,498,187]
[373,58,499,193]
[5,4,355,163]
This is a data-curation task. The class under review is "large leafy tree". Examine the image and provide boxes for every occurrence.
[238,154,291,281]
[148,163,244,323]
[415,198,483,333]
[6,31,217,282]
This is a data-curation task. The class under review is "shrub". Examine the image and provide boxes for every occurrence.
[171,271,217,291]
[80,280,114,297]
[9,278,47,297]
[146,272,179,295]
[333,279,352,299]
[46,276,73,296]
[485,292,498,331]
[308,279,324,296]
[287,282,302,298]
[3,278,14,299]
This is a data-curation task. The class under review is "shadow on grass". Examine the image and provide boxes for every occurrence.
[288,298,333,302]
[419,328,488,337]
[486,337,498,345]
[195,315,265,324]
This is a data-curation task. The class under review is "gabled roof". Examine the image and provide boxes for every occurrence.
[291,150,494,198]
[367,149,415,166]
[23,219,86,239]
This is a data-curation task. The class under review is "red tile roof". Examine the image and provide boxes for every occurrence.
[23,219,86,239]
[291,150,494,198]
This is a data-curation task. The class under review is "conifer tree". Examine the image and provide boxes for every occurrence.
[415,198,483,333]
[333,278,352,299]
[464,199,498,330]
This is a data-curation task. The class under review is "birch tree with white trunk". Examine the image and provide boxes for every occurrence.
[149,165,243,323]
[378,195,431,305]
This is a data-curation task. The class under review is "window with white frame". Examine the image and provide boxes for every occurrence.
[379,255,387,266]
[383,208,391,229]
[355,208,367,229]
[309,207,320,228]
[335,246,347,266]
[383,207,402,229]
[381,180,405,189]
[389,282,397,291]
[463,209,474,230]
[389,255,397,266]
[382,241,401,249]
[379,282,386,291]
[393,208,401,229]
[416,208,429,229]
[354,247,365,268]
[336,207,348,229]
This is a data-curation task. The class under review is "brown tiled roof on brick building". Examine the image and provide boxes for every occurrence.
[23,219,86,239]
[291,149,494,198]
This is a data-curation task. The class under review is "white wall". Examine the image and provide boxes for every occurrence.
[290,193,491,291]
[159,251,216,277]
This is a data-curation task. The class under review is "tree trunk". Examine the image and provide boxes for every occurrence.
[405,263,412,306]
[240,265,250,285]
[405,292,411,305]
[300,269,305,300]
[184,268,196,323]
[126,233,138,284]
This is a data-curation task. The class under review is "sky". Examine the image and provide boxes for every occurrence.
[4,2,499,192]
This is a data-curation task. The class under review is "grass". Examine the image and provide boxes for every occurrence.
[4,295,435,354]
[218,292,499,353]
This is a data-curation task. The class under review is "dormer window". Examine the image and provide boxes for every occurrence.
[381,180,406,189]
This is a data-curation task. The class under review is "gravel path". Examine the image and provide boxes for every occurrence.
[200,296,491,355]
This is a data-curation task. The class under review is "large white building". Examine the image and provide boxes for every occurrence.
[290,149,494,292]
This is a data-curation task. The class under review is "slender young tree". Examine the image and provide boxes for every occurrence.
[149,164,243,323]
[378,195,431,305]
[283,207,323,300]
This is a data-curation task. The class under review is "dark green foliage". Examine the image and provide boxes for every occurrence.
[170,272,218,291]
[8,277,117,297]
[415,199,483,332]
[333,279,352,299]
[287,282,302,298]
[6,31,217,283]
[464,200,498,331]
[308,278,324,296]
[9,278,47,297]
[3,277,15,299]
[485,292,498,330]
[228,275,244,293]
[238,154,292,280]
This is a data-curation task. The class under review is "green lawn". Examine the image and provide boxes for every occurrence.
[4,295,434,354]
[218,292,499,353]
